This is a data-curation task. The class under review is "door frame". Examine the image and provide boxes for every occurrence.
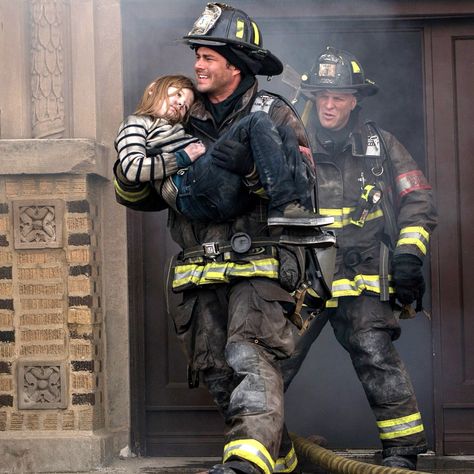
[124,2,474,456]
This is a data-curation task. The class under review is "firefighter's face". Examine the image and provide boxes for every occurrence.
[315,90,357,130]
[194,46,241,103]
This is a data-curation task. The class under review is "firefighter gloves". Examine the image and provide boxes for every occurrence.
[212,139,254,176]
[392,254,425,305]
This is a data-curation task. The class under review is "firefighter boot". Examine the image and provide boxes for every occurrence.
[382,455,417,471]
[208,460,262,474]
[268,202,334,227]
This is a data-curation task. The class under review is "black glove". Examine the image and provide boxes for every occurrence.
[211,139,253,176]
[391,254,425,306]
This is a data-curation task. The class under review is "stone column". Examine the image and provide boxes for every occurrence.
[0,1,129,472]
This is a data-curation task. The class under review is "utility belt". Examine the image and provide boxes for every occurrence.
[179,232,279,263]
[170,233,281,293]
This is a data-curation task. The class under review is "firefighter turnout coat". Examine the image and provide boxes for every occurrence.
[308,115,437,305]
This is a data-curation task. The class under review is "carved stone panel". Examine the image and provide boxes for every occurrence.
[30,0,67,138]
[18,361,67,409]
[13,199,64,249]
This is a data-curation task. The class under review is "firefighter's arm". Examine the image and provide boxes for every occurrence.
[384,131,438,262]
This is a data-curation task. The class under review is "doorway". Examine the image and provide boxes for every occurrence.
[121,1,434,456]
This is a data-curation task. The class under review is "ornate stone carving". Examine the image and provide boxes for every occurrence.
[13,199,64,249]
[30,0,67,138]
[18,361,67,409]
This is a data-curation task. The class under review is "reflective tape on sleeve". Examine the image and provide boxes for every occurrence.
[331,274,395,298]
[395,170,431,197]
[377,412,424,440]
[274,444,298,472]
[114,179,150,203]
[223,438,275,474]
[396,226,430,255]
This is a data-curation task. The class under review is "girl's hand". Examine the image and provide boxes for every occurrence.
[184,141,206,162]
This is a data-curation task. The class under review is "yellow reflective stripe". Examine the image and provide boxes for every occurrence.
[319,208,383,229]
[397,226,430,255]
[326,298,339,308]
[114,179,150,202]
[223,439,275,474]
[377,412,424,440]
[377,412,422,428]
[254,187,267,197]
[251,21,260,45]
[332,275,395,298]
[351,60,361,73]
[172,258,279,290]
[227,259,279,279]
[274,445,297,472]
[236,19,245,39]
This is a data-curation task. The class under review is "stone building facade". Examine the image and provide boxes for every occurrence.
[0,1,129,471]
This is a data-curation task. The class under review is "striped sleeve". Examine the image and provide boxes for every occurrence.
[114,115,195,183]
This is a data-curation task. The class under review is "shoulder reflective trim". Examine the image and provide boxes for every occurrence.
[114,179,150,202]
[377,412,424,440]
[332,275,395,298]
[223,438,275,474]
[274,444,298,472]
[395,170,431,197]
[172,258,279,290]
[319,207,383,229]
[396,226,430,255]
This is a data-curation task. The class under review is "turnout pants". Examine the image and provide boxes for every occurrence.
[170,277,296,474]
[280,294,427,458]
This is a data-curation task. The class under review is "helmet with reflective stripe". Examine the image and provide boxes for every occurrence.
[183,2,283,76]
[301,46,378,97]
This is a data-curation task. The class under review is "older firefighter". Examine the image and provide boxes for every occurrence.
[114,3,333,474]
[279,47,438,471]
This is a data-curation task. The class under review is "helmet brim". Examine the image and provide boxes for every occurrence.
[183,35,283,76]
[301,82,378,98]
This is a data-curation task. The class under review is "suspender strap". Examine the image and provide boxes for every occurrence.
[379,241,390,302]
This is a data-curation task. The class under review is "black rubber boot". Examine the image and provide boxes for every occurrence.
[382,455,417,470]
[208,460,261,474]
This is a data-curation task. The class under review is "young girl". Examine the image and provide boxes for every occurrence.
[114,74,328,227]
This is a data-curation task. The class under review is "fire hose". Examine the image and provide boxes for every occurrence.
[290,433,432,474]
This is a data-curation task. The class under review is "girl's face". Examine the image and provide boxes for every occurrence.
[154,86,194,121]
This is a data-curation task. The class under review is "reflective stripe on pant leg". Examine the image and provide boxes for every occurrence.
[223,438,275,474]
[377,412,424,440]
[274,443,297,472]
[330,296,426,455]
[225,340,284,460]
